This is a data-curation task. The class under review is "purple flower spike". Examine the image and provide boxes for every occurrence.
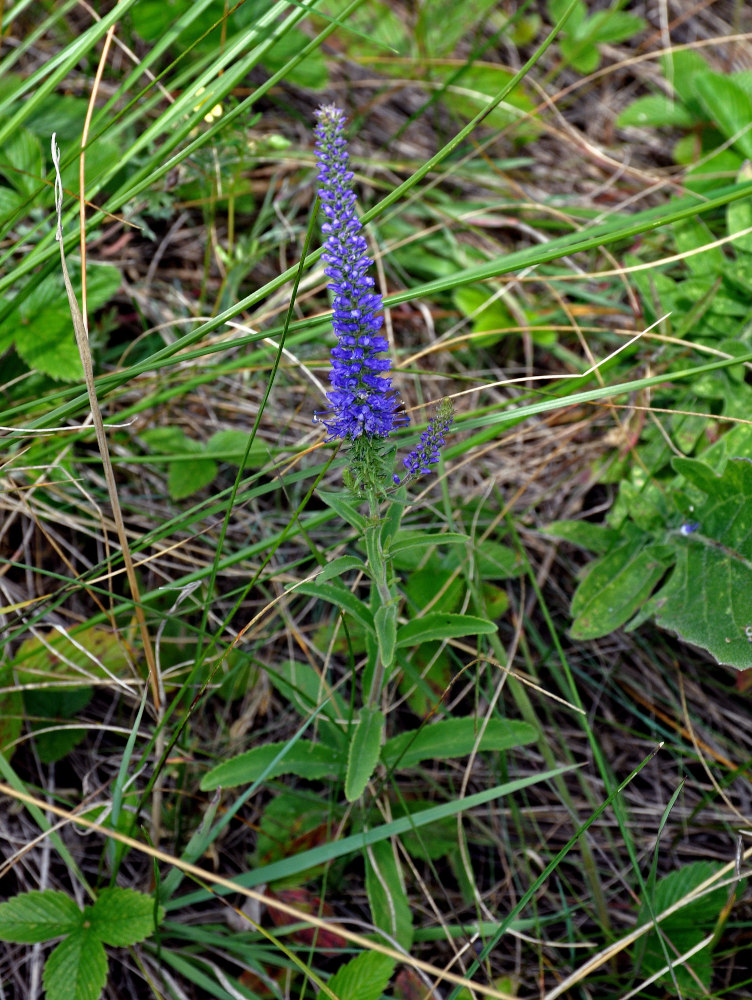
[394,399,454,485]
[313,105,407,440]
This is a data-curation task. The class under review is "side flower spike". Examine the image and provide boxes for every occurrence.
[313,104,407,441]
[393,399,454,485]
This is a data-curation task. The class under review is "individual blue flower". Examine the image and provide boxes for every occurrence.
[393,399,454,485]
[313,105,407,440]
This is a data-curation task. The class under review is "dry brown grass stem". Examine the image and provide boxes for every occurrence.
[51,137,161,713]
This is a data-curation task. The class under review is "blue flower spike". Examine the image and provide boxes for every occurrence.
[393,398,454,486]
[313,105,407,441]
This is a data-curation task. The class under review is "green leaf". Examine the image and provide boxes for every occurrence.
[167,451,217,500]
[387,531,470,558]
[43,930,107,1000]
[693,72,752,159]
[570,540,673,640]
[727,163,752,253]
[345,707,385,802]
[294,580,375,634]
[200,740,344,790]
[0,126,42,198]
[87,888,161,947]
[15,306,83,381]
[635,861,728,996]
[543,520,617,554]
[317,490,367,532]
[617,95,694,129]
[586,10,645,44]
[0,665,23,758]
[645,457,752,669]
[205,429,268,467]
[382,717,538,771]
[0,891,81,943]
[374,604,397,670]
[364,839,413,949]
[395,612,497,648]
[317,555,366,583]
[327,950,396,1000]
[267,659,348,723]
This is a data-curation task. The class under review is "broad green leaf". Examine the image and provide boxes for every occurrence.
[12,626,131,763]
[453,284,514,349]
[635,862,728,996]
[570,540,673,640]
[205,429,268,467]
[43,930,107,1000]
[317,555,366,583]
[294,581,375,634]
[267,659,347,723]
[374,604,397,670]
[586,11,645,44]
[0,126,42,198]
[200,740,344,790]
[382,717,538,771]
[167,448,217,500]
[693,72,752,159]
[15,306,82,381]
[543,520,617,554]
[645,457,752,669]
[327,950,396,1000]
[87,888,161,947]
[365,839,413,950]
[395,612,496,648]
[727,164,752,253]
[617,95,694,129]
[252,790,336,874]
[0,666,23,758]
[317,490,367,532]
[345,707,385,802]
[0,891,81,943]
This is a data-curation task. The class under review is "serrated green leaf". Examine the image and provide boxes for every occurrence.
[87,888,161,947]
[345,707,385,802]
[0,891,82,943]
[365,839,413,950]
[200,740,344,790]
[570,540,673,640]
[635,862,728,996]
[617,95,694,129]
[43,930,107,1000]
[374,604,397,670]
[693,72,752,159]
[294,581,375,634]
[328,949,396,1000]
[382,717,537,771]
[395,612,496,648]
